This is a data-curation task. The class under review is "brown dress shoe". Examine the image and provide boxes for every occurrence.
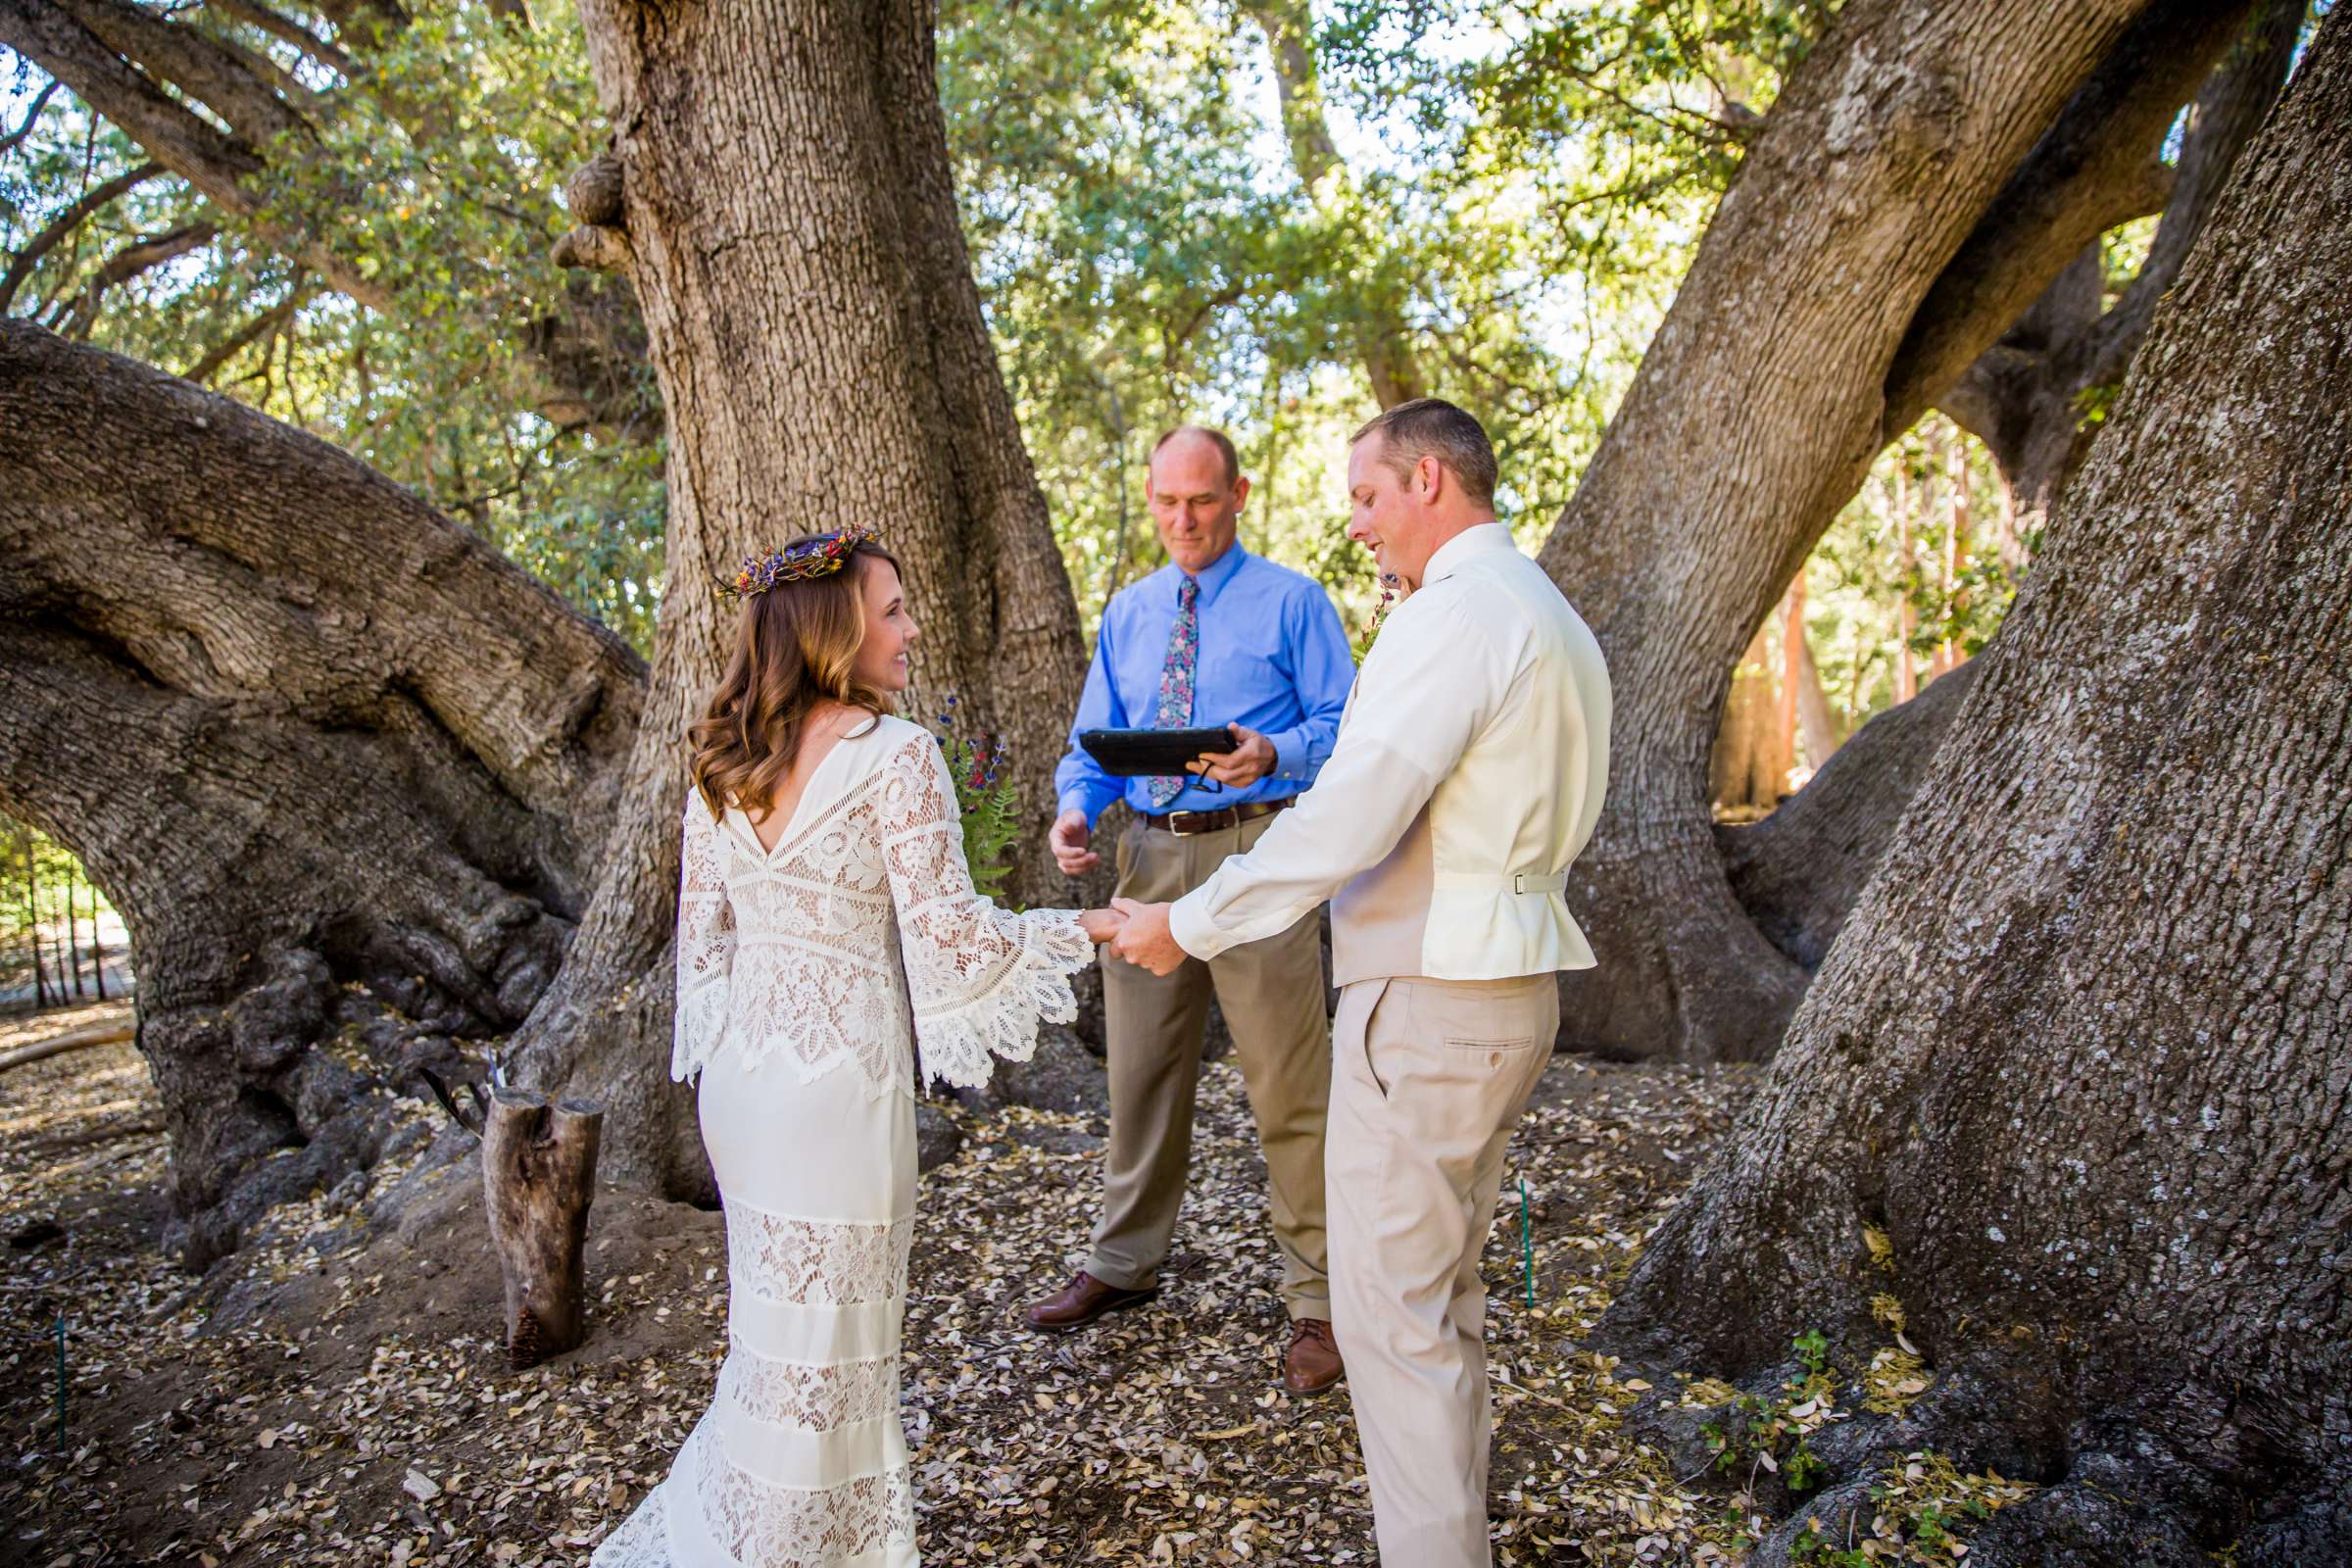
[1023,1270,1157,1332]
[1283,1317,1345,1394]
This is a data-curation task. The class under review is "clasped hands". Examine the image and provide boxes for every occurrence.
[1063,723,1271,975]
[1074,901,1185,974]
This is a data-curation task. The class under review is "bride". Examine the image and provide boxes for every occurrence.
[594,525,1122,1567]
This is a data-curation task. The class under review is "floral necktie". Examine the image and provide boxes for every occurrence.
[1148,574,1200,808]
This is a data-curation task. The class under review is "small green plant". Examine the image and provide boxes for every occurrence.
[1700,1391,1830,1494]
[930,698,1020,901]
[1718,1504,1759,1553]
[1785,1443,1826,1492]
[1788,1518,1870,1567]
[1838,1452,2028,1563]
[1697,1329,1840,1494]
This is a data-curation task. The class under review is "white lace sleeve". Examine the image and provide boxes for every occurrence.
[878,733,1091,1093]
[672,789,736,1082]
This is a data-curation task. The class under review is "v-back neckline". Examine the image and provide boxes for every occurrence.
[730,723,866,858]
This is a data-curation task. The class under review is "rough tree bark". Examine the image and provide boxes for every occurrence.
[505,0,1089,1198]
[1933,0,2305,526]
[0,322,646,1264]
[1605,18,2352,1559]
[1538,0,2266,1061]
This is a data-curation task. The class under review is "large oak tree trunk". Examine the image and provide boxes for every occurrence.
[1603,18,2352,1558]
[1539,0,2268,1062]
[0,322,646,1264]
[1938,0,2304,530]
[1703,4,2301,1027]
[505,0,1088,1198]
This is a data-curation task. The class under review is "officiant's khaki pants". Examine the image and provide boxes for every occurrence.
[1087,811,1333,1320]
[1330,973,1558,1568]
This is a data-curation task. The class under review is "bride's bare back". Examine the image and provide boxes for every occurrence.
[739,701,869,854]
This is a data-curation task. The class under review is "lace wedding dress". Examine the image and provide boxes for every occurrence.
[593,715,1092,1568]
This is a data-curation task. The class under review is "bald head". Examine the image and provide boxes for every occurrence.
[1148,425,1249,574]
[1151,425,1240,488]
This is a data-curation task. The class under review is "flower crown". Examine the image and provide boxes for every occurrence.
[720,525,881,598]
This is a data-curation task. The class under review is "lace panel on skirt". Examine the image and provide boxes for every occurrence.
[718,1340,900,1432]
[692,1423,917,1566]
[725,1204,912,1307]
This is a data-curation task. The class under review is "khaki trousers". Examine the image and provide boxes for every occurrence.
[1086,810,1333,1319]
[1328,973,1559,1568]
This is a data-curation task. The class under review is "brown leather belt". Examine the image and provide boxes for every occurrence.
[1142,796,1294,836]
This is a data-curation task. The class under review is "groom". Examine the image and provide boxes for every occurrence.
[1111,399,1611,1567]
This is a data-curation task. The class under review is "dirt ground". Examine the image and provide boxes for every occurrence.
[0,1002,1758,1567]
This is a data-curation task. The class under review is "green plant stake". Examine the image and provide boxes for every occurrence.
[1521,1178,1534,1308]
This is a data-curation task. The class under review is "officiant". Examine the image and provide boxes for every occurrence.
[1029,424,1354,1394]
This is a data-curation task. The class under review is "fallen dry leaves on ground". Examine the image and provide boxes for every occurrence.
[1,1012,1754,1567]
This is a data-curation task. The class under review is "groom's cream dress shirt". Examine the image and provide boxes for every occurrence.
[1168,522,1610,984]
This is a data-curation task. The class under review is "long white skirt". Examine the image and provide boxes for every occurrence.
[594,1046,919,1567]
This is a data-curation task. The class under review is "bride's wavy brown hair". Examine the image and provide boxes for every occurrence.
[689,536,900,827]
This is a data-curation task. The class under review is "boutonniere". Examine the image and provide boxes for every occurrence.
[1353,572,1404,664]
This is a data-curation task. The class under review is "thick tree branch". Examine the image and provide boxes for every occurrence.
[307,0,409,41]
[206,14,319,107]
[0,159,159,312]
[1935,3,2305,514]
[0,321,645,831]
[1880,0,2253,438]
[2083,0,2304,388]
[0,319,645,1258]
[1241,0,1339,188]
[0,0,261,188]
[0,0,391,309]
[52,0,310,146]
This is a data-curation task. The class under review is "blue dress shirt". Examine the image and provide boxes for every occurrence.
[1054,543,1354,823]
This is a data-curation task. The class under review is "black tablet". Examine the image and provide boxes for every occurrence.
[1079,726,1235,778]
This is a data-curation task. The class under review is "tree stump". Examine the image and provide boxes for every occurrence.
[481,1086,604,1369]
